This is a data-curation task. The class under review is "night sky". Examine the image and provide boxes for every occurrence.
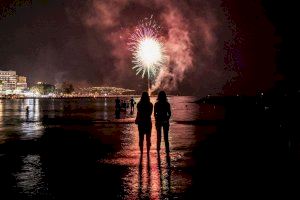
[0,0,297,96]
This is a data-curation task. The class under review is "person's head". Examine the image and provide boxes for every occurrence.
[139,92,150,104]
[157,91,167,102]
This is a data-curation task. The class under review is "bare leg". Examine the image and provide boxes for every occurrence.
[156,124,162,151]
[146,131,151,155]
[138,126,144,154]
[163,123,170,153]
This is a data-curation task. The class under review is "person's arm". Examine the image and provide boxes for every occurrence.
[135,103,140,124]
[167,103,171,119]
[154,103,157,119]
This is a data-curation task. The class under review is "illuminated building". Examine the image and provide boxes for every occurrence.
[0,70,17,91]
[0,70,28,93]
[78,87,135,96]
[16,76,28,90]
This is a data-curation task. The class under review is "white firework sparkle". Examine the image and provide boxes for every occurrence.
[128,16,166,80]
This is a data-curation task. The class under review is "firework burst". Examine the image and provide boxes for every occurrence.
[128,16,167,80]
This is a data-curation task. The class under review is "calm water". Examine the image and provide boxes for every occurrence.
[0,97,224,199]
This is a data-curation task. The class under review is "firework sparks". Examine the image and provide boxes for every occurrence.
[128,16,166,80]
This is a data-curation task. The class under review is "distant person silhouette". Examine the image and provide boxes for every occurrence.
[115,97,121,119]
[120,100,123,111]
[25,105,29,113]
[135,92,153,155]
[122,100,127,111]
[154,91,171,153]
[25,105,29,120]
[130,97,135,113]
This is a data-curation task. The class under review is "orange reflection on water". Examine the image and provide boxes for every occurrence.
[121,123,172,199]
[88,96,200,199]
[98,122,173,199]
[136,152,171,200]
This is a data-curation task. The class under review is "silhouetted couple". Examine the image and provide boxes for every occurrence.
[135,91,171,155]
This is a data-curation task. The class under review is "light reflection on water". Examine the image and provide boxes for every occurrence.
[99,121,195,199]
[0,96,220,199]
[0,99,44,142]
[14,154,48,195]
[120,152,173,199]
[98,96,201,199]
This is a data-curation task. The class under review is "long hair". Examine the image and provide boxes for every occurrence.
[139,92,150,104]
[157,91,167,102]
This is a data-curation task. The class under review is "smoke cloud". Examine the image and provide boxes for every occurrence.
[0,0,279,96]
[84,0,232,95]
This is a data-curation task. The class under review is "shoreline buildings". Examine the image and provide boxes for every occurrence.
[17,76,27,90]
[77,87,135,96]
[0,70,27,94]
[0,69,136,97]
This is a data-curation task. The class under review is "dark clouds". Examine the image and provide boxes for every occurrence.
[0,0,281,96]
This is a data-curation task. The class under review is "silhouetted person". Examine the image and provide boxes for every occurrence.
[25,105,29,113]
[115,97,121,119]
[25,105,29,120]
[154,91,171,152]
[135,92,153,155]
[130,97,135,113]
[122,100,127,111]
[120,100,123,111]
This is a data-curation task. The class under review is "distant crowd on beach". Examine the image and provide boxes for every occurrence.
[115,96,136,118]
